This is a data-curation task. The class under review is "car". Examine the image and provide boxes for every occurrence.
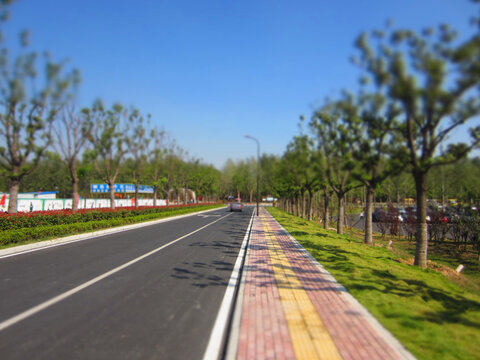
[372,208,386,222]
[372,207,403,222]
[230,202,243,212]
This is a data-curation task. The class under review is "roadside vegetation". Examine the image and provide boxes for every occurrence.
[0,204,223,248]
[0,0,478,272]
[268,207,480,360]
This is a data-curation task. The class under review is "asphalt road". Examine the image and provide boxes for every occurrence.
[0,206,254,360]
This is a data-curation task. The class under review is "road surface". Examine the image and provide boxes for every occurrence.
[0,206,253,359]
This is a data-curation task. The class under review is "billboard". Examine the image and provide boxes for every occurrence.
[138,185,154,194]
[91,184,154,194]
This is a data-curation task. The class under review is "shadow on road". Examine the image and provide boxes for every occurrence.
[169,210,252,289]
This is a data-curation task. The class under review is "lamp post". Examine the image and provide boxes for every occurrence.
[244,135,260,216]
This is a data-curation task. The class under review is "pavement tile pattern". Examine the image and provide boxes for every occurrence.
[229,207,416,360]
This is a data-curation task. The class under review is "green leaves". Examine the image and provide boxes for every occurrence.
[0,13,81,212]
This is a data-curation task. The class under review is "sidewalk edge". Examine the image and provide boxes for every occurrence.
[202,210,255,360]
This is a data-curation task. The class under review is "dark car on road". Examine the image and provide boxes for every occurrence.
[230,202,243,212]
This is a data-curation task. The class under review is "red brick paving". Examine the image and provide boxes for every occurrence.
[227,208,416,360]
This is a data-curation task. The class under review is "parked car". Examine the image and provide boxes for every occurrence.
[230,202,243,212]
[372,207,403,222]
[372,208,386,222]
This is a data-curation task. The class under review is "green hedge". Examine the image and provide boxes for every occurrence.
[0,204,222,231]
[0,204,223,247]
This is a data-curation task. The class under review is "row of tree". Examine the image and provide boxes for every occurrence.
[221,154,480,215]
[273,3,480,268]
[3,145,224,205]
[0,1,228,212]
[2,0,479,270]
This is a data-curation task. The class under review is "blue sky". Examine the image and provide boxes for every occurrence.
[4,0,478,168]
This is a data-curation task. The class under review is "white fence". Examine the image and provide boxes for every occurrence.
[1,198,168,212]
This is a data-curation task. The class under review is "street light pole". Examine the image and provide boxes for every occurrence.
[244,135,260,216]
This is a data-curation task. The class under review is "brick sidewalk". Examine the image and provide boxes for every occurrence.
[225,208,416,360]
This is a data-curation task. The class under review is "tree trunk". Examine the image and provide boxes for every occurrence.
[70,161,79,212]
[414,171,428,268]
[337,192,345,235]
[72,176,79,212]
[109,181,116,209]
[153,187,158,206]
[301,191,306,219]
[134,179,139,207]
[323,186,330,230]
[364,186,374,245]
[307,189,313,221]
[7,179,20,213]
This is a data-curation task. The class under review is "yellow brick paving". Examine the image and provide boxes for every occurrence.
[263,218,343,360]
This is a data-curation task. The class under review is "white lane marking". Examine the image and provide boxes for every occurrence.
[0,213,232,333]
[0,207,227,260]
[202,211,255,360]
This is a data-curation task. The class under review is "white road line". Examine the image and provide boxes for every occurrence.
[0,213,232,333]
[0,207,226,259]
[202,211,255,360]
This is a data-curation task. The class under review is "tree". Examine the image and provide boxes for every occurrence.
[291,124,332,229]
[354,22,480,267]
[231,159,255,201]
[272,156,299,215]
[259,154,281,201]
[51,105,92,211]
[85,101,127,209]
[310,101,361,234]
[124,108,150,206]
[314,151,333,230]
[163,144,188,204]
[284,134,319,220]
[21,151,70,196]
[379,170,415,203]
[0,2,79,212]
[340,91,405,245]
[147,127,168,206]
[186,161,221,203]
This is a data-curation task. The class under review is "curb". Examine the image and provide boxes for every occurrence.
[202,210,255,360]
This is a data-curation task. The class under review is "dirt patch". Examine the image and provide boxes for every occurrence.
[395,257,461,278]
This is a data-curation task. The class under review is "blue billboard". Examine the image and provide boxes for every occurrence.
[90,184,149,193]
[138,185,154,194]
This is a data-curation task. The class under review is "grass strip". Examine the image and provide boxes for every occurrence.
[0,204,223,248]
[268,207,480,360]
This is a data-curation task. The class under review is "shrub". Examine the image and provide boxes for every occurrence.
[0,204,221,247]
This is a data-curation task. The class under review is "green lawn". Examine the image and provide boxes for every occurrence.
[268,207,480,360]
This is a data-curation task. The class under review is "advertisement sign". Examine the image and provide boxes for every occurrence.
[91,184,138,193]
[90,184,110,193]
[138,185,154,194]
